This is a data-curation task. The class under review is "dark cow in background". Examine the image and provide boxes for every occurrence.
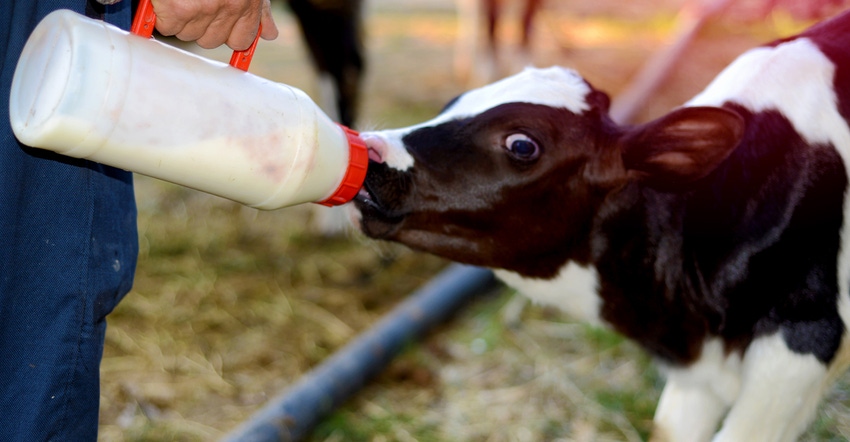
[351,8,850,442]
[285,0,365,128]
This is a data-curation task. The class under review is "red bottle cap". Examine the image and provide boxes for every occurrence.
[317,125,368,207]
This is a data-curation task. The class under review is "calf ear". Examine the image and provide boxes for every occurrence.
[587,90,611,113]
[621,106,745,189]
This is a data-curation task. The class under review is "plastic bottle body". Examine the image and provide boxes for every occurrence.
[9,9,359,210]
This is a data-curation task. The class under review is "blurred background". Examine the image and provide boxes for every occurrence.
[98,0,850,440]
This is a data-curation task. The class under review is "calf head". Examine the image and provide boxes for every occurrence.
[352,67,745,278]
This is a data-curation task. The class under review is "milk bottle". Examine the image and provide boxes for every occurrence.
[9,9,367,209]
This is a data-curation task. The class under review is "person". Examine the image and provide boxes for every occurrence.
[0,1,277,440]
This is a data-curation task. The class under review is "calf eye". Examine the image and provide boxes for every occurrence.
[505,133,540,161]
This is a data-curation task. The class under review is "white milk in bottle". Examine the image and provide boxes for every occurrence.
[9,9,367,209]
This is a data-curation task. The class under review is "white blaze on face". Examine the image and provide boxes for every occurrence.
[369,66,593,172]
[442,66,592,119]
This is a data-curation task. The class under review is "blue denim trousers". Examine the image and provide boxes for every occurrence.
[1,1,137,440]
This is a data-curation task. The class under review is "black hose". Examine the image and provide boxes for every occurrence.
[221,263,499,442]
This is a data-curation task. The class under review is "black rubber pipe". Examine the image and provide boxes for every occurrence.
[221,263,499,442]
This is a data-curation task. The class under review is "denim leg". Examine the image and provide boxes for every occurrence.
[0,2,136,440]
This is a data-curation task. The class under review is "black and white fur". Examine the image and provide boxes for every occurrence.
[351,10,850,442]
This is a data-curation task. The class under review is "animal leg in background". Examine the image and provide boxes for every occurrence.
[457,0,545,86]
[286,0,365,128]
[484,0,544,77]
[518,0,543,64]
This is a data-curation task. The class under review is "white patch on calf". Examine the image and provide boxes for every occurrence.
[650,341,740,441]
[494,261,602,324]
[654,335,831,442]
[366,66,592,173]
[659,339,743,406]
[653,378,728,442]
[714,333,828,442]
[439,66,591,119]
[688,39,841,147]
[364,130,416,171]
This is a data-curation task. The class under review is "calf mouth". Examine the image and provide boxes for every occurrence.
[353,178,382,212]
[352,160,410,239]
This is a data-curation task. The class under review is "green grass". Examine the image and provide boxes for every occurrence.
[313,409,441,442]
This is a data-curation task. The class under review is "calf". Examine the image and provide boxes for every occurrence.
[351,10,850,442]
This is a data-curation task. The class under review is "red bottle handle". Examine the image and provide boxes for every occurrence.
[130,0,260,71]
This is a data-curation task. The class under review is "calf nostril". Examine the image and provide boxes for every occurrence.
[361,134,387,163]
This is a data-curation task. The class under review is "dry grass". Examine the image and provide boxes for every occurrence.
[99,178,448,441]
[99,1,850,440]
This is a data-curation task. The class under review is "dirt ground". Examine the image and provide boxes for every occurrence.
[98,0,850,441]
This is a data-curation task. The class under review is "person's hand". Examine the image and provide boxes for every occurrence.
[151,0,279,50]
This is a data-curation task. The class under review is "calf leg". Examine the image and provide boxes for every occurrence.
[651,340,737,442]
[651,379,728,442]
[713,334,828,442]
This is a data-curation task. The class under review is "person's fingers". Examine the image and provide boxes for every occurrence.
[195,13,241,49]
[225,0,279,49]
[259,0,279,41]
[151,0,278,50]
[176,16,221,47]
[150,0,204,38]
[223,6,261,50]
